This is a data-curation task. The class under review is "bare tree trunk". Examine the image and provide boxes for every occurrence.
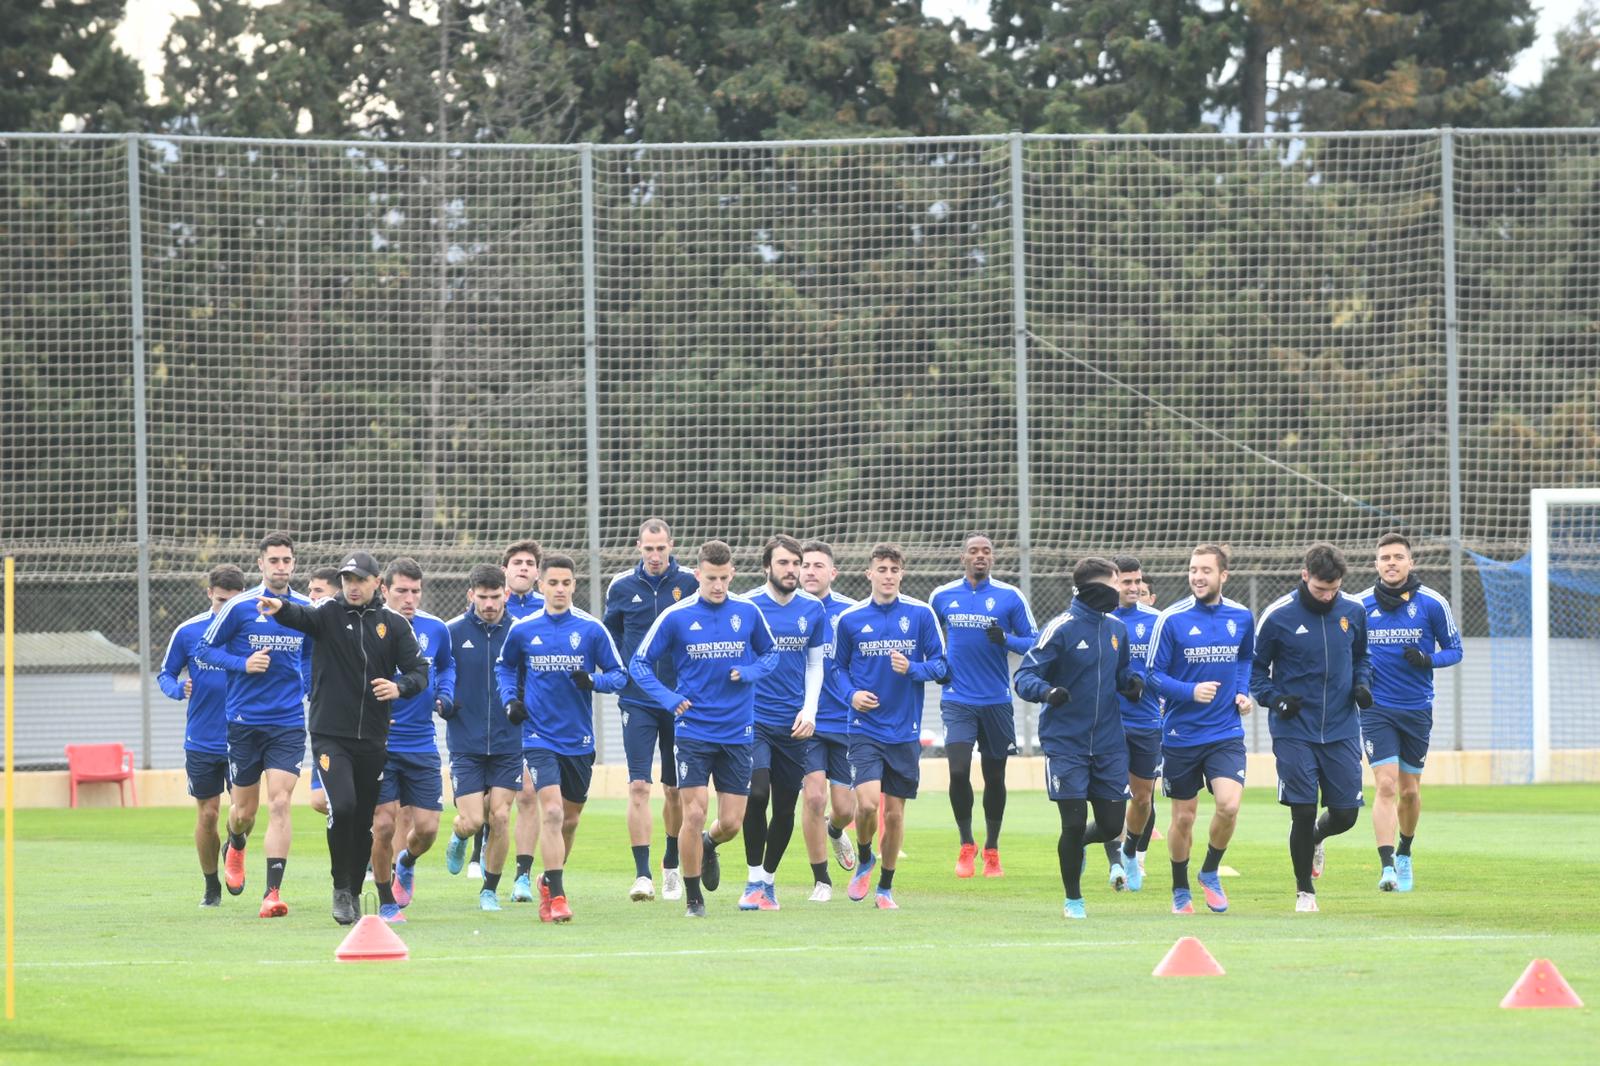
[1241,17,1268,135]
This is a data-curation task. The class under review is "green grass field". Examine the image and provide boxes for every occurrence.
[3,785,1596,1063]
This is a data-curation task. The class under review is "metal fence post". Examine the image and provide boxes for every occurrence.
[580,145,605,759]
[127,134,153,770]
[1441,127,1466,752]
[1010,133,1033,609]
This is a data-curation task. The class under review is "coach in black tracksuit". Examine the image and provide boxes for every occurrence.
[261,551,428,925]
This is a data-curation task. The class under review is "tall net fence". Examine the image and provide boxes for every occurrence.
[2,129,1598,772]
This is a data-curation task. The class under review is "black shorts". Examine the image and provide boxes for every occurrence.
[524,748,595,805]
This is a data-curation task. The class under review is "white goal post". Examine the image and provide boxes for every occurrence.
[1529,488,1600,783]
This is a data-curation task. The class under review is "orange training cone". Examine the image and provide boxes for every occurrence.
[1153,936,1225,977]
[1500,960,1583,1009]
[1151,828,1163,841]
[335,914,409,963]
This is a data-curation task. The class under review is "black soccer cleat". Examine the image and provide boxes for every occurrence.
[332,888,360,926]
[684,900,707,918]
[701,834,721,892]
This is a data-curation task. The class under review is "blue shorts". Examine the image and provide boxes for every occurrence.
[753,722,811,794]
[1362,706,1431,775]
[310,763,323,790]
[226,723,304,788]
[448,751,525,799]
[808,731,852,787]
[848,736,920,800]
[673,738,753,795]
[1161,737,1247,801]
[1125,728,1163,780]
[525,748,595,805]
[941,701,1019,756]
[377,749,445,811]
[622,701,678,786]
[1274,735,1365,808]
[1044,747,1131,801]
[185,750,229,799]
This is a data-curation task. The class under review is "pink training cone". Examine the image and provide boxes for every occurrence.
[335,914,409,963]
[1153,936,1225,977]
[1500,959,1583,1009]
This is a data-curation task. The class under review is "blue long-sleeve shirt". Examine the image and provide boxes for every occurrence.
[1358,583,1463,711]
[630,593,779,744]
[929,576,1037,705]
[1112,602,1163,732]
[746,587,829,728]
[159,610,230,755]
[445,607,522,758]
[1013,596,1133,757]
[386,610,456,755]
[1250,588,1371,744]
[605,558,701,710]
[496,607,628,756]
[506,589,545,622]
[830,595,949,744]
[1145,595,1255,748]
[815,592,859,735]
[196,584,313,729]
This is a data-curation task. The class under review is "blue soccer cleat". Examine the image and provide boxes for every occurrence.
[1172,887,1195,915]
[512,873,534,903]
[378,902,406,924]
[1396,855,1414,892]
[1109,861,1127,892]
[738,881,765,911]
[479,888,502,912]
[873,888,898,910]
[1063,897,1087,920]
[1123,852,1143,892]
[445,833,467,875]
[1378,865,1399,892]
[761,882,780,911]
[1197,870,1228,913]
[393,859,415,908]
[848,852,877,902]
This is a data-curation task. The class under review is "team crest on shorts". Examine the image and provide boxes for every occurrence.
[899,616,910,634]
[319,753,330,771]
[376,623,387,639]
[1226,619,1237,637]
[1340,616,1350,632]
[731,614,742,632]
[570,631,582,650]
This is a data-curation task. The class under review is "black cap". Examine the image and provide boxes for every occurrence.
[338,551,381,579]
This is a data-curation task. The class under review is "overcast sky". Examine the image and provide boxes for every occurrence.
[118,0,1590,103]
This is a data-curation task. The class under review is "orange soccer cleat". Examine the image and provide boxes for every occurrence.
[258,887,288,918]
[982,848,1004,878]
[955,842,978,878]
[224,842,247,896]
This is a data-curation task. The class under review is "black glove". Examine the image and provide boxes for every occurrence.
[570,669,594,692]
[434,695,456,720]
[986,621,1007,646]
[1272,694,1303,721]
[506,699,528,725]
[1043,687,1070,706]
[1118,675,1144,702]
[1352,684,1373,710]
[1403,648,1431,669]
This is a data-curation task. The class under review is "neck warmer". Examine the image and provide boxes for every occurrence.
[1375,572,1422,613]
[1076,581,1120,614]
[1297,580,1336,615]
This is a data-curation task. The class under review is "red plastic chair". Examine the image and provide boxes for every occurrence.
[65,744,139,808]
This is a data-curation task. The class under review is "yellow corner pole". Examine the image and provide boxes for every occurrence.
[5,555,14,1019]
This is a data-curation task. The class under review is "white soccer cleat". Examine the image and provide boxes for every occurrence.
[661,867,684,901]
[629,875,655,902]
[1295,891,1319,913]
[467,860,483,881]
[1311,841,1325,879]
[808,881,833,903]
[831,832,858,871]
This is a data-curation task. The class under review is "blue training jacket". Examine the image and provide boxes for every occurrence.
[630,593,779,745]
[159,610,231,755]
[196,584,313,729]
[1014,595,1134,758]
[446,606,522,757]
[746,587,829,728]
[605,558,701,710]
[1112,602,1164,732]
[814,592,859,735]
[496,607,628,756]
[1250,586,1371,744]
[1358,583,1463,712]
[830,595,949,744]
[1145,595,1256,748]
[387,610,457,755]
[929,575,1037,706]
[506,589,545,622]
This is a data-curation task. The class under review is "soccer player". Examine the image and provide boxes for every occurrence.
[258,551,430,925]
[1358,533,1463,892]
[798,540,859,899]
[441,564,524,911]
[496,554,628,922]
[369,557,456,923]
[1251,543,1372,913]
[831,542,949,910]
[630,539,778,917]
[502,540,545,898]
[1108,554,1163,891]
[605,518,700,902]
[158,563,247,907]
[305,566,340,817]
[741,535,828,910]
[196,531,312,918]
[929,533,1036,878]
[1013,557,1139,919]
[1145,543,1255,915]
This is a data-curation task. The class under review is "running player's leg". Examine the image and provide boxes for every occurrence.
[223,726,264,895]
[483,785,514,894]
[659,718,683,882]
[945,735,977,870]
[759,741,804,906]
[1196,747,1245,913]
[1056,798,1089,911]
[391,751,442,907]
[869,743,919,907]
[1162,743,1205,913]
[371,799,402,918]
[799,768,832,896]
[195,793,223,906]
[261,764,299,911]
[512,765,538,901]
[976,703,1016,873]
[741,731,774,902]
